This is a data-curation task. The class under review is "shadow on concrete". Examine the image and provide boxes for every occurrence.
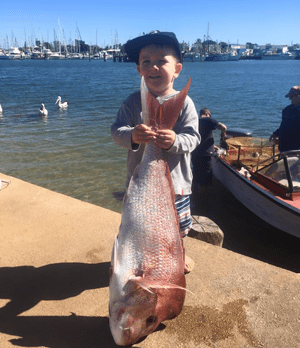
[191,178,300,273]
[0,262,110,318]
[0,315,116,348]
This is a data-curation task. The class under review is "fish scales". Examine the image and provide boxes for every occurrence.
[119,141,183,282]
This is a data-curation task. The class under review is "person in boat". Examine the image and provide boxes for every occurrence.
[269,86,300,152]
[111,31,200,271]
[191,108,227,187]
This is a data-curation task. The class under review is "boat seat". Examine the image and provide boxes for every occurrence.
[278,179,300,188]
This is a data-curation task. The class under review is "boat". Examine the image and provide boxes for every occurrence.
[212,133,300,238]
[262,51,294,60]
[227,51,240,61]
[50,52,65,60]
[204,53,229,61]
[67,53,83,59]
[0,47,23,60]
[183,52,203,62]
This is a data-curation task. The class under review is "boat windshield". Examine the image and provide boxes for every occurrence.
[258,154,300,191]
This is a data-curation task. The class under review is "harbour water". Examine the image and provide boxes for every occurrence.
[0,59,299,213]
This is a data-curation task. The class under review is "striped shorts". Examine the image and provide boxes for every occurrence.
[175,195,192,238]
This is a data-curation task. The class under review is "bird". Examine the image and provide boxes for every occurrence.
[39,103,48,116]
[55,96,68,108]
[0,104,2,114]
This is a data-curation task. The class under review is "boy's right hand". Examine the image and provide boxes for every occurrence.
[132,124,157,144]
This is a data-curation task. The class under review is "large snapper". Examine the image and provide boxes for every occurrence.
[109,77,191,346]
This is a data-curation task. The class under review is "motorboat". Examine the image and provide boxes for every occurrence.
[212,133,300,238]
[262,49,294,60]
[50,52,65,60]
[1,47,23,60]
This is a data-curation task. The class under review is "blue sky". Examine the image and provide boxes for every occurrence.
[1,0,300,48]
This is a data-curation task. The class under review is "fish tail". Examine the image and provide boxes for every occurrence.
[158,77,191,129]
[140,76,191,130]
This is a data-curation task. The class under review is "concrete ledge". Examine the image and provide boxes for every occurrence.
[0,173,299,348]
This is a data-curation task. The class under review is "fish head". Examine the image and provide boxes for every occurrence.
[109,277,186,346]
[109,281,159,346]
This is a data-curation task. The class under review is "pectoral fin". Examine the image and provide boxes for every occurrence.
[128,276,187,294]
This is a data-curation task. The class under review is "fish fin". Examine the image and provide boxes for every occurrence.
[129,276,189,294]
[112,235,119,269]
[159,77,191,129]
[140,76,149,125]
[140,75,161,128]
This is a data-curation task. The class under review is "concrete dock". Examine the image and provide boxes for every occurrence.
[0,173,299,348]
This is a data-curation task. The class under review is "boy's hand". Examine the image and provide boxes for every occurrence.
[132,124,157,144]
[154,129,176,150]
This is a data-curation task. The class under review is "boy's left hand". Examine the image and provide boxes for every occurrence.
[154,129,176,150]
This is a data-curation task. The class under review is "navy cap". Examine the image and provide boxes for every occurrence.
[125,30,182,64]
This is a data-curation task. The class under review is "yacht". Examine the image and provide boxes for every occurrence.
[2,47,23,60]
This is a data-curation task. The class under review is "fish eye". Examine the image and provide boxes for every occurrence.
[146,316,157,326]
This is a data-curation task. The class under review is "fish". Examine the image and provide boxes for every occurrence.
[109,76,191,346]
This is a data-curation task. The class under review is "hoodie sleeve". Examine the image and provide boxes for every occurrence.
[167,95,201,154]
[111,92,142,151]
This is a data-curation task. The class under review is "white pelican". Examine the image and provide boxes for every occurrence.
[39,103,48,116]
[55,96,68,108]
[0,104,2,114]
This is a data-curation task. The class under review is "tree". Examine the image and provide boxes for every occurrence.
[180,41,189,53]
[193,38,202,52]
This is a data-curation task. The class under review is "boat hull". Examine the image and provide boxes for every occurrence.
[212,155,300,238]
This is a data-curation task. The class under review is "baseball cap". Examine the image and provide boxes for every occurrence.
[124,30,182,64]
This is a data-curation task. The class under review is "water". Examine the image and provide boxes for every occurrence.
[0,59,299,213]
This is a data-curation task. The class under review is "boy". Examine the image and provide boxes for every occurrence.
[111,31,200,271]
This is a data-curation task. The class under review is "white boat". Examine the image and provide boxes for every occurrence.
[212,134,300,238]
[227,52,240,61]
[2,47,22,60]
[31,50,44,59]
[42,48,53,59]
[67,53,83,59]
[262,51,294,60]
[50,52,65,60]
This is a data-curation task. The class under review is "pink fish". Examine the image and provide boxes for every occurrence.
[109,77,191,346]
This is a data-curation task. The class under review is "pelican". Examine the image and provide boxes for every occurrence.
[55,96,68,108]
[0,104,2,114]
[39,103,48,116]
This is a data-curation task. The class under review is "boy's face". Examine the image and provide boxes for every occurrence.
[137,44,182,97]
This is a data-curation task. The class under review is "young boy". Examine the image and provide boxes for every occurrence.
[111,31,200,271]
